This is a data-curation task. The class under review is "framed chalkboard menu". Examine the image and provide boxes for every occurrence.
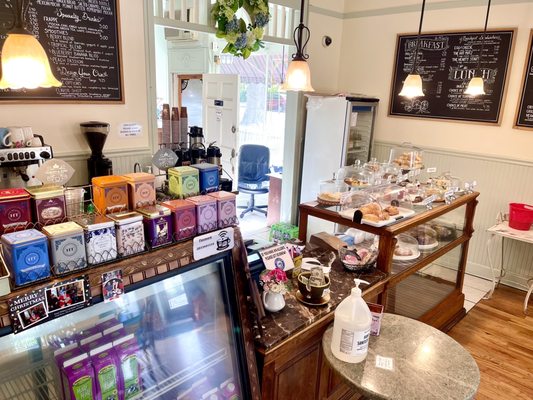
[389,29,515,124]
[0,0,122,102]
[515,30,533,129]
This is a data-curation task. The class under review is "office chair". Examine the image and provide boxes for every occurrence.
[237,144,270,218]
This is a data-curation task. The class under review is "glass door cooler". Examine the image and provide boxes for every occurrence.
[0,254,254,400]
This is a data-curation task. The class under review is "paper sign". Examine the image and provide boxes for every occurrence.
[193,228,235,260]
[259,244,295,271]
[119,122,142,137]
[102,270,124,303]
[376,355,394,371]
[8,276,91,334]
[35,159,75,185]
[426,167,437,173]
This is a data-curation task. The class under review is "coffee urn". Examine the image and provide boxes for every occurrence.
[207,142,222,175]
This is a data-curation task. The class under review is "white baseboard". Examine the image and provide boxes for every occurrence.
[466,261,530,292]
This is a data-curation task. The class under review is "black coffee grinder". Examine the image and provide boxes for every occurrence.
[80,121,113,180]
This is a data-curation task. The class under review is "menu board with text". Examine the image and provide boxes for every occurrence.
[0,0,122,102]
[389,30,514,124]
[515,29,533,129]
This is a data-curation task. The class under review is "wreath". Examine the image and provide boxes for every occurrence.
[212,0,270,59]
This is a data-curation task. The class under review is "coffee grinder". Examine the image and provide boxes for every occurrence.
[80,121,112,180]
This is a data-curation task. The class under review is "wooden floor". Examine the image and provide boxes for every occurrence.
[448,285,533,400]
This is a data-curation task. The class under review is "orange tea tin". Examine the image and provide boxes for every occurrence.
[123,172,156,210]
[92,176,129,215]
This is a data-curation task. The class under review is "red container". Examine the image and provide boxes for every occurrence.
[0,188,31,234]
[509,203,533,230]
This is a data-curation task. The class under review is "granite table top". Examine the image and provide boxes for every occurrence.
[322,313,480,400]
[254,246,387,351]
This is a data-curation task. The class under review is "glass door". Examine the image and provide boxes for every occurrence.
[0,258,250,400]
[345,103,377,166]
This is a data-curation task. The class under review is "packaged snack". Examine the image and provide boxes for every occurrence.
[90,343,121,400]
[62,353,97,400]
[114,334,142,400]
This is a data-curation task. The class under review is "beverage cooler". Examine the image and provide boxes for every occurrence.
[0,253,253,400]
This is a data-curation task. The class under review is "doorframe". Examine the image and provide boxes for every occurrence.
[173,74,203,109]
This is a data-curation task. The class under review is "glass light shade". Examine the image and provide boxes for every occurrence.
[399,74,424,98]
[0,32,62,89]
[464,77,485,96]
[281,59,314,92]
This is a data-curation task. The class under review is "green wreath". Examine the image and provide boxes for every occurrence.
[212,0,270,59]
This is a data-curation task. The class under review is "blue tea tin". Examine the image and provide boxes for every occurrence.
[1,229,50,286]
[192,163,220,194]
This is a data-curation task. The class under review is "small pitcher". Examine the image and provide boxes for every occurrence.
[263,291,286,313]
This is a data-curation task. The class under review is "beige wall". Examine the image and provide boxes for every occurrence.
[0,0,151,157]
[338,2,533,161]
[306,0,344,92]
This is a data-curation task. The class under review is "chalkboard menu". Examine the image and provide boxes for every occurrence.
[515,30,533,129]
[389,29,515,124]
[0,0,122,102]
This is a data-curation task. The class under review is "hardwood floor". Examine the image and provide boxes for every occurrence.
[448,285,533,400]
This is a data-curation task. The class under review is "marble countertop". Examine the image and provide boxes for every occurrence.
[254,246,387,351]
[322,313,480,400]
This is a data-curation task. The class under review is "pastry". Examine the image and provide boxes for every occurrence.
[394,247,413,256]
[318,192,341,202]
[363,214,380,222]
[384,206,399,216]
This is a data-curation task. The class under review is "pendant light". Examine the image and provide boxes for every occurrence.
[399,0,426,98]
[281,0,314,92]
[465,0,491,96]
[0,0,61,89]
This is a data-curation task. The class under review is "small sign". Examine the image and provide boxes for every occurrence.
[193,228,235,260]
[36,159,75,185]
[259,244,295,272]
[152,148,178,171]
[214,99,224,107]
[376,355,394,371]
[102,269,124,303]
[9,276,91,334]
[421,194,437,205]
[119,122,142,137]
[426,167,437,173]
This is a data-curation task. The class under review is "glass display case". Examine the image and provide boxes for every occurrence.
[0,250,257,400]
[298,192,479,330]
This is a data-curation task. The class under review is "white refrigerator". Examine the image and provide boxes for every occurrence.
[299,94,379,236]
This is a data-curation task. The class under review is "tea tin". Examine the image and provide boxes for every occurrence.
[73,215,118,265]
[161,199,197,241]
[26,184,66,226]
[138,205,173,248]
[0,188,31,234]
[168,166,199,199]
[42,222,87,275]
[109,211,145,257]
[208,191,237,229]
[92,176,129,215]
[1,229,50,286]
[123,172,156,210]
[186,195,218,234]
[192,163,220,194]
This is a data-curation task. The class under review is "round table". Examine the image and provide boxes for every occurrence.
[322,314,480,400]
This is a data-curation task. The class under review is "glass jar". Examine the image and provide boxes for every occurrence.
[389,143,424,170]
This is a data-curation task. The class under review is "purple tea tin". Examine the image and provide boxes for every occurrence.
[137,205,173,248]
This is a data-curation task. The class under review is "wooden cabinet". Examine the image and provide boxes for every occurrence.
[256,192,479,399]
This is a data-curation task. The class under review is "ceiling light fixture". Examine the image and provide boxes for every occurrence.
[0,0,62,89]
[399,0,426,98]
[281,0,314,92]
[465,0,491,96]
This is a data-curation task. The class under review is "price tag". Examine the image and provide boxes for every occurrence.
[421,195,436,205]
[426,167,437,173]
[445,189,455,198]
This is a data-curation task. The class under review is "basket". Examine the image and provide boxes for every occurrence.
[509,203,533,230]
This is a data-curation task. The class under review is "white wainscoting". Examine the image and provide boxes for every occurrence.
[60,149,153,186]
[373,141,533,292]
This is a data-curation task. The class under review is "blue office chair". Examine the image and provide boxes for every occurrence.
[238,144,270,218]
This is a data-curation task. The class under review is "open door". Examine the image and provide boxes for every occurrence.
[202,74,240,182]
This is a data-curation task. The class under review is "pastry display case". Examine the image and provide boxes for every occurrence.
[388,142,424,171]
[298,191,479,329]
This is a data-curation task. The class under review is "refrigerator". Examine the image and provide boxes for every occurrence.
[299,95,379,237]
[299,94,379,205]
[0,254,254,400]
